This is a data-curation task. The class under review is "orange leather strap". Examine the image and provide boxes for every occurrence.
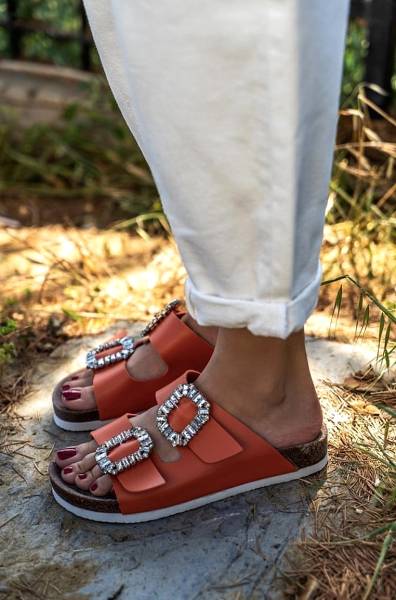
[156,379,243,464]
[149,311,213,367]
[92,413,134,445]
[91,415,165,494]
[93,313,213,420]
[94,329,128,359]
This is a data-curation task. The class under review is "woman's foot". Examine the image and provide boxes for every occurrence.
[61,313,217,412]
[55,327,322,496]
[55,405,179,496]
[196,327,322,449]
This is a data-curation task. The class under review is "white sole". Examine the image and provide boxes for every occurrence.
[52,453,328,523]
[53,413,111,432]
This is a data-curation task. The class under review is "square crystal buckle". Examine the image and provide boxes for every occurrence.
[95,426,154,476]
[156,383,210,447]
[140,299,180,337]
[86,336,135,370]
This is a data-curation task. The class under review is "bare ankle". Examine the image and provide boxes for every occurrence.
[196,326,322,448]
[182,313,218,345]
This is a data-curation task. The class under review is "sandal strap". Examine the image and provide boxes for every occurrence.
[85,300,182,372]
[85,329,133,371]
[93,311,213,420]
[155,374,243,463]
[140,299,181,336]
[149,310,213,367]
[92,415,165,493]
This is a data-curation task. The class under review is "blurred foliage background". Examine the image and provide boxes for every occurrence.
[0,0,96,68]
[0,1,395,102]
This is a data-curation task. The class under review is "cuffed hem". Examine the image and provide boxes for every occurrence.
[185,265,322,339]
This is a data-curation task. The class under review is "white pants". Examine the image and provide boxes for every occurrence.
[84,0,349,338]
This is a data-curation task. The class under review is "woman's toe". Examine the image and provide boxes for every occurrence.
[62,386,96,411]
[60,450,96,484]
[74,451,97,475]
[66,369,91,383]
[55,440,97,468]
[90,474,113,496]
[62,376,88,391]
[75,465,102,490]
[61,464,79,484]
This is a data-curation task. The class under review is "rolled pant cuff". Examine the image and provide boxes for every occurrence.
[185,267,322,340]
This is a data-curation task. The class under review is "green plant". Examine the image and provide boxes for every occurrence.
[342,21,368,105]
[0,318,17,368]
[0,0,96,68]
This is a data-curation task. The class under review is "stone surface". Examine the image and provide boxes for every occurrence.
[1,326,378,600]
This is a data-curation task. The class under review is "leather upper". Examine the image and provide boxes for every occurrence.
[93,310,213,420]
[92,371,296,515]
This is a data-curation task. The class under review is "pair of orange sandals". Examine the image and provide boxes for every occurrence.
[49,300,327,523]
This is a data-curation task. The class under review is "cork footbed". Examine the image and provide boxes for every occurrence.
[49,425,328,515]
[279,424,328,469]
[50,462,120,513]
[52,372,100,425]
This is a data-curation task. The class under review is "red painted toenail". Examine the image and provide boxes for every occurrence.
[90,483,98,491]
[78,473,88,480]
[57,448,76,460]
[62,384,70,391]
[63,389,81,400]
[63,466,73,474]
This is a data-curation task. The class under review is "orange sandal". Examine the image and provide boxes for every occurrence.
[49,370,328,523]
[52,301,213,431]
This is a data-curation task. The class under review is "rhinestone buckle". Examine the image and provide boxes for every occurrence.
[156,383,210,447]
[86,336,135,370]
[140,299,181,337]
[95,426,154,476]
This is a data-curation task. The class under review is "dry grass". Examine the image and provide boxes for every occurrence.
[282,373,396,600]
[318,91,395,341]
[0,225,184,409]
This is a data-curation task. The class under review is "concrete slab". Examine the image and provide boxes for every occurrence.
[1,326,378,600]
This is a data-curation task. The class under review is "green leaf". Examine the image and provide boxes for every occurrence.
[358,304,370,340]
[383,323,391,353]
[330,285,343,338]
[362,527,395,600]
[62,308,82,322]
[0,318,17,337]
[355,291,364,342]
[377,404,396,419]
[384,349,390,369]
[377,313,385,358]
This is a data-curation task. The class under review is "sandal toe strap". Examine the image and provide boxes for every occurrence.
[156,381,244,463]
[92,415,166,493]
[92,304,213,420]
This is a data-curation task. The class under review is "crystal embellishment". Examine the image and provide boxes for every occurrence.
[95,426,154,476]
[156,383,210,447]
[140,299,181,337]
[86,336,135,370]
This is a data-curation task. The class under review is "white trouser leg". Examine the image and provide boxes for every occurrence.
[84,0,349,338]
